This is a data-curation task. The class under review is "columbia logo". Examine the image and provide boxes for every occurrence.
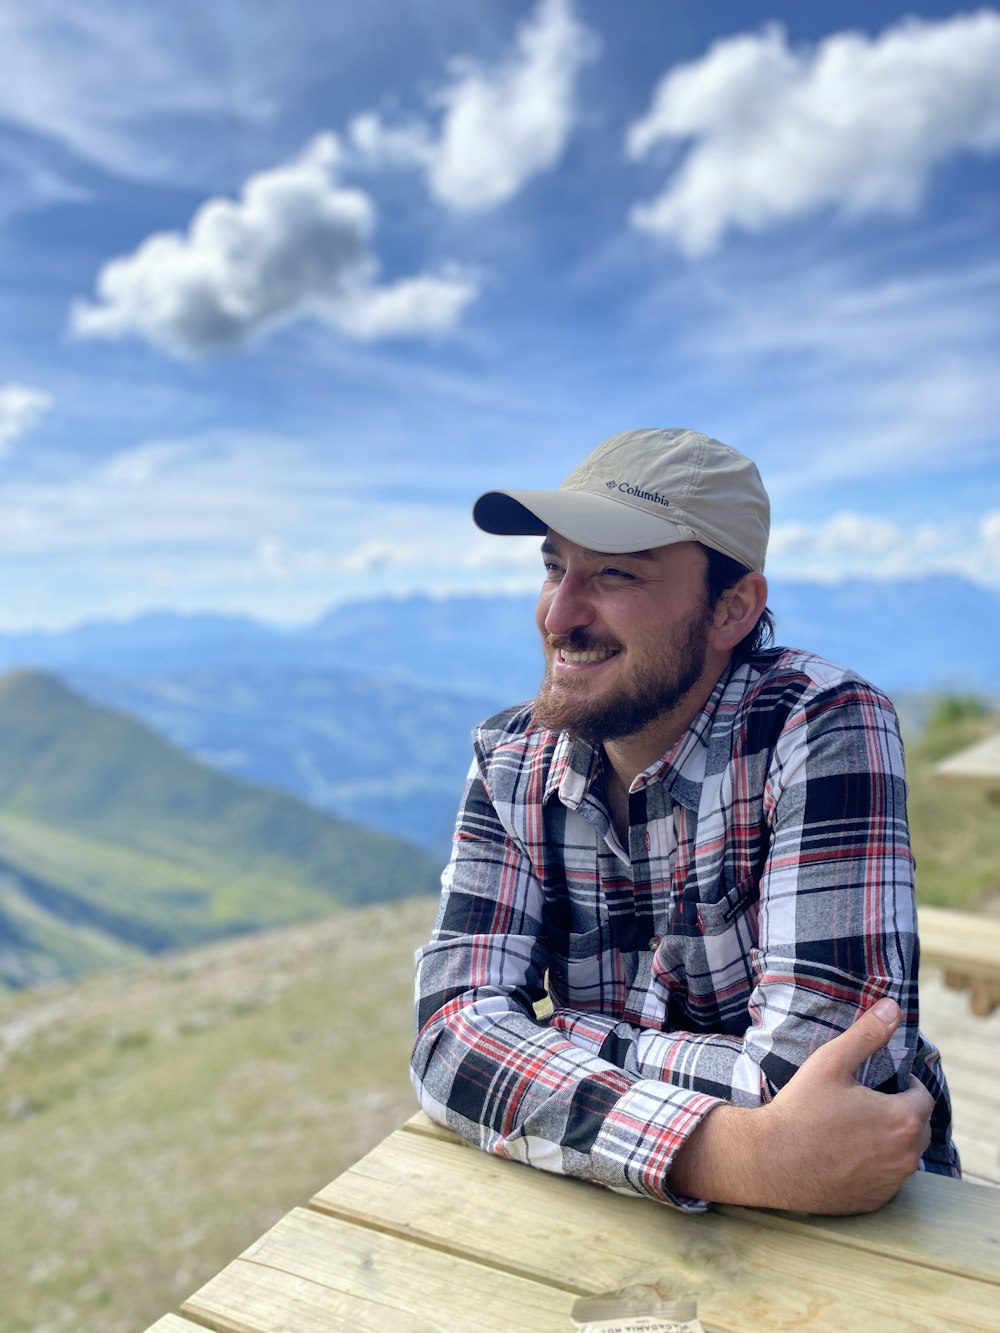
[606,480,617,489]
[614,480,670,507]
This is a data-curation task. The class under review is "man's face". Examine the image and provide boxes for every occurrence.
[533,533,715,744]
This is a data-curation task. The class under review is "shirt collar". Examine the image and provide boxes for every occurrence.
[545,730,598,808]
[642,665,732,811]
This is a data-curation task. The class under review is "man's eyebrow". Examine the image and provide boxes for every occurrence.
[540,538,657,562]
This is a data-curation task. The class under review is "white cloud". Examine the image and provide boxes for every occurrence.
[0,422,996,634]
[338,532,539,579]
[330,268,480,341]
[348,0,597,211]
[0,428,547,627]
[0,384,52,453]
[104,440,203,486]
[70,135,479,357]
[339,510,1000,594]
[768,510,1000,585]
[9,433,335,556]
[626,12,1000,254]
[254,536,326,580]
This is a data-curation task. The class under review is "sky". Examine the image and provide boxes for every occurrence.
[0,0,998,630]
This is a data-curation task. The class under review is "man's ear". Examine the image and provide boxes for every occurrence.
[710,572,769,651]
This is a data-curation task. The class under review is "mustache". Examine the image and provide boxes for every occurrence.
[545,629,622,653]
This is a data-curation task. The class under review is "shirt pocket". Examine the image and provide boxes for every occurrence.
[693,873,760,937]
[545,923,612,1005]
[651,875,760,1032]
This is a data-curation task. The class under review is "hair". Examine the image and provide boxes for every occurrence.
[699,544,775,665]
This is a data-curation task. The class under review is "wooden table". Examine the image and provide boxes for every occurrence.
[146,1112,1000,1332]
[919,906,1000,1016]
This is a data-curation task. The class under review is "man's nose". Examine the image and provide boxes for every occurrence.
[541,573,595,638]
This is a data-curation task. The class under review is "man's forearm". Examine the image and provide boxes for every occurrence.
[666,1000,933,1214]
[412,983,722,1209]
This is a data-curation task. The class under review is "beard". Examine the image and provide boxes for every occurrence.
[532,605,712,744]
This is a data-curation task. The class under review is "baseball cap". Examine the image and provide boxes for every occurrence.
[473,427,770,572]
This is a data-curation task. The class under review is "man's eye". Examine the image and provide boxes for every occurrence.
[542,561,563,577]
[601,567,634,580]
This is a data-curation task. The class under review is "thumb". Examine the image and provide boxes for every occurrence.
[825,997,901,1074]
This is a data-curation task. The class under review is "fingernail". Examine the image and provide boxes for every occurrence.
[873,997,898,1023]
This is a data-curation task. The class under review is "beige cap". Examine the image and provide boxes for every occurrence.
[473,427,770,572]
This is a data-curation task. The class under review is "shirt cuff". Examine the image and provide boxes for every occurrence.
[590,1079,721,1211]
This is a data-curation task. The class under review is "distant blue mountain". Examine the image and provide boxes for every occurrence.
[310,575,1000,698]
[0,576,995,858]
[0,612,297,675]
[767,576,999,695]
[3,575,993,696]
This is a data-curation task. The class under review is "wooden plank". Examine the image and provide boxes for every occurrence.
[920,967,1000,1184]
[919,908,1000,985]
[143,1318,212,1333]
[310,1127,1000,1330]
[386,1119,1000,1285]
[971,978,1000,1017]
[718,1169,1000,1283]
[182,1206,576,1333]
[400,1110,459,1140]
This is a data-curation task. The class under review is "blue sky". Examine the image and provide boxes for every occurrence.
[0,0,998,629]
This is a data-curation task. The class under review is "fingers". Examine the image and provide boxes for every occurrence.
[904,1074,935,1124]
[920,1116,933,1158]
[897,1076,934,1162]
[821,997,901,1075]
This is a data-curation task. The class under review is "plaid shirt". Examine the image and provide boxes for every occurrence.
[412,647,959,1210]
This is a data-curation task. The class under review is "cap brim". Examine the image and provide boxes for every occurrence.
[473,488,696,555]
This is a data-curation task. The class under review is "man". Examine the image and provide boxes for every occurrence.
[411,427,958,1214]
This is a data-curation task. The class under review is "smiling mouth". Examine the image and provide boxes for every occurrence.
[558,646,619,664]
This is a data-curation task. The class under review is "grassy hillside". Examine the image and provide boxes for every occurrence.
[904,698,1000,911]
[0,699,995,1331]
[0,896,438,1333]
[0,670,440,987]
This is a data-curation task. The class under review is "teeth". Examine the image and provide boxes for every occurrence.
[560,648,617,663]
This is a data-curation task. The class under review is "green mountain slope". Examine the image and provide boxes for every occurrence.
[0,895,438,1333]
[0,670,441,987]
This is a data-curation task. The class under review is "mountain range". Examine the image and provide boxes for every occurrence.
[0,575,995,866]
[0,575,996,697]
[0,670,439,989]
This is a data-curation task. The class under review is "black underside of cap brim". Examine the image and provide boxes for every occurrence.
[473,491,548,536]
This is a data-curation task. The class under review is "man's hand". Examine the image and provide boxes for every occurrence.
[667,998,934,1213]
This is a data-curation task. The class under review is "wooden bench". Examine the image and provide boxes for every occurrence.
[145,1112,1000,1332]
[919,906,1000,1017]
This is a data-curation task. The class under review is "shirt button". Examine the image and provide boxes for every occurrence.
[649,935,661,950]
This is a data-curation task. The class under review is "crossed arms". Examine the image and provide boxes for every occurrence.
[411,677,949,1213]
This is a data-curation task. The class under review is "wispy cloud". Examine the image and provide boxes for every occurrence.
[348,0,597,211]
[0,383,52,453]
[626,11,1000,254]
[0,137,90,223]
[0,420,996,637]
[337,531,539,579]
[643,248,1000,490]
[0,429,543,625]
[70,135,479,357]
[769,510,1000,586]
[331,508,1000,594]
[0,0,275,186]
